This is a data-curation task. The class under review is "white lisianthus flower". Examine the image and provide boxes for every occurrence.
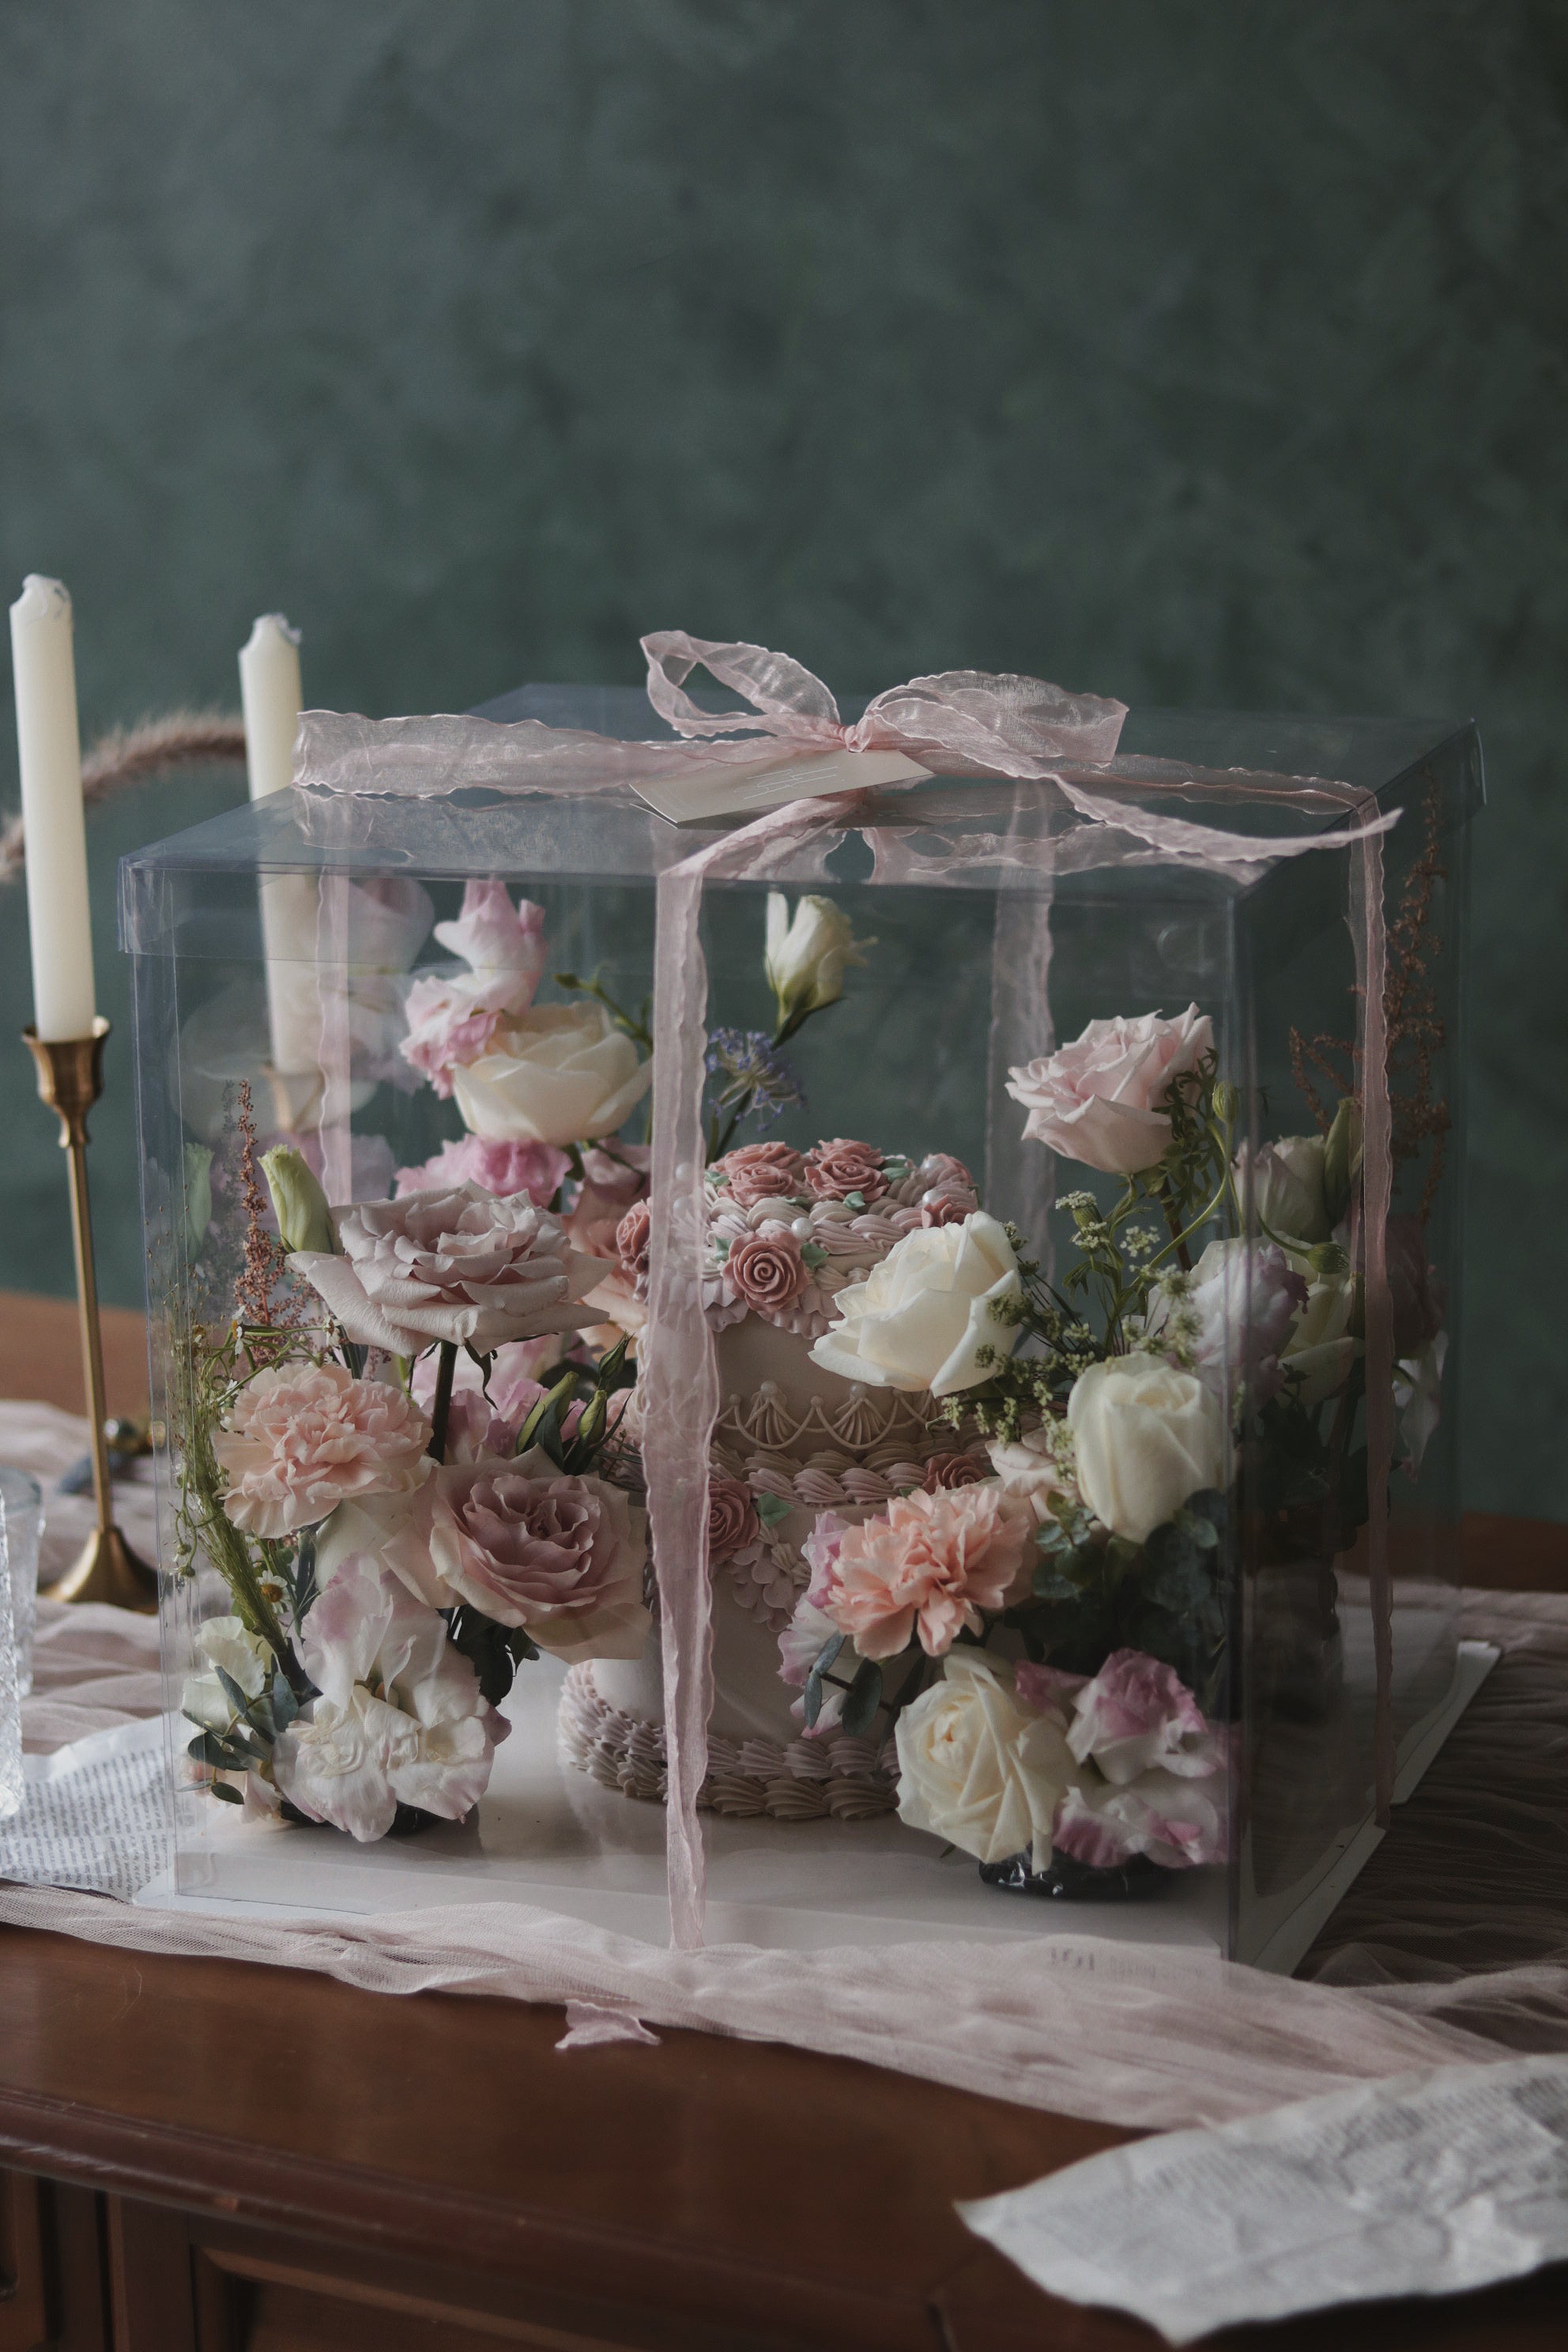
[1280,1243,1360,1406]
[808,1211,1023,1396]
[1067,1356,1230,1544]
[764,892,869,1027]
[1234,1133,1332,1246]
[451,1001,651,1147]
[181,1615,273,1736]
[1144,1237,1308,1408]
[895,1653,1075,1870]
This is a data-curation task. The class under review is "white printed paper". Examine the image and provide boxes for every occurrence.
[959,2053,1568,2343]
[1,1713,172,1901]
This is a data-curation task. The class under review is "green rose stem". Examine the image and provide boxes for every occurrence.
[428,1339,458,1463]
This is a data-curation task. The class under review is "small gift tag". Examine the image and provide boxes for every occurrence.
[628,744,930,827]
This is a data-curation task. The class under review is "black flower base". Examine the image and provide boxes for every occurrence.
[978,1848,1165,1902]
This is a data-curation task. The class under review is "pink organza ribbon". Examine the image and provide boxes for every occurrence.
[291,635,1401,1953]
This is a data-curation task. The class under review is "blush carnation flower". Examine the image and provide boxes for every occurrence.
[213,1362,431,1540]
[824,1483,1033,1660]
[1006,1006,1214,1175]
[394,1133,570,1208]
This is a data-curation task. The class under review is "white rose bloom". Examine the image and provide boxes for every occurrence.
[1235,1133,1331,1245]
[1395,1330,1448,1478]
[808,1211,1023,1396]
[1280,1245,1360,1406]
[181,1614,273,1735]
[895,1653,1075,1870]
[1067,1356,1229,1544]
[451,1001,651,1146]
[764,891,869,1023]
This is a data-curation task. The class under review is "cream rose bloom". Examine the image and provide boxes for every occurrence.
[895,1653,1075,1869]
[1006,1006,1214,1175]
[1067,1355,1229,1544]
[1236,1133,1331,1245]
[451,1001,650,1147]
[808,1212,1023,1396]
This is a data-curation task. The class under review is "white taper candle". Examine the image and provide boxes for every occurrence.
[10,576,97,1042]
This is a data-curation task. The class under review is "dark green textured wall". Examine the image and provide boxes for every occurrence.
[1,2,1563,1515]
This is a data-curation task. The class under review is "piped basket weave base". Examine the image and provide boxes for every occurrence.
[558,1663,899,1821]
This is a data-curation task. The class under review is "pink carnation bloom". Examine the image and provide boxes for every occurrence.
[213,1363,431,1540]
[395,1133,570,1207]
[1053,1770,1229,1871]
[1064,1648,1227,1785]
[824,1484,1032,1660]
[1038,1649,1234,1874]
[271,1558,506,1842]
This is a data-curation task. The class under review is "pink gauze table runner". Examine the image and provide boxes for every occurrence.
[4,1400,1567,2134]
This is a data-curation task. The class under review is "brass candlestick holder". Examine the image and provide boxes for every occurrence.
[22,1017,158,1611]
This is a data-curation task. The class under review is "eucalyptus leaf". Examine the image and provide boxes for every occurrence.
[840,1657,883,1737]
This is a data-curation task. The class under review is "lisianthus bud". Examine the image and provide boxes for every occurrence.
[261,1146,337,1255]
[1212,1079,1240,1122]
[764,892,870,1027]
[1321,1096,1363,1229]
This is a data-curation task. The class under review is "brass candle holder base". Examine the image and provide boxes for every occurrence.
[23,1019,158,1613]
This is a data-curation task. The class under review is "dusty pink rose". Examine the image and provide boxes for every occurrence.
[712,1141,806,1208]
[400,884,549,1099]
[394,1132,570,1207]
[616,1198,652,1280]
[213,1363,431,1540]
[726,1227,809,1314]
[804,1138,889,1204]
[824,1484,1033,1660]
[921,1451,989,1492]
[426,1448,650,1662]
[1065,1649,1227,1785]
[293,1184,600,1355]
[1006,1007,1214,1175]
[707,1474,760,1556]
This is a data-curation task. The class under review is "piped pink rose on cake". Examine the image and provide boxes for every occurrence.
[1007,1006,1214,1174]
[710,1140,806,1208]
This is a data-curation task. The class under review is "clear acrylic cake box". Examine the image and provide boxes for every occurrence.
[122,690,1480,1970]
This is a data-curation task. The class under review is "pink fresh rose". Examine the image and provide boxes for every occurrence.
[272,1557,506,1842]
[712,1141,806,1208]
[824,1484,1033,1660]
[1006,1007,1215,1175]
[292,1184,601,1355]
[213,1362,431,1540]
[394,1133,570,1208]
[400,883,549,1099]
[1065,1649,1227,1785]
[579,1141,651,1206]
[1053,1769,1229,1871]
[616,1199,652,1280]
[707,1474,760,1557]
[725,1227,810,1314]
[425,1449,650,1663]
[804,1138,889,1204]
